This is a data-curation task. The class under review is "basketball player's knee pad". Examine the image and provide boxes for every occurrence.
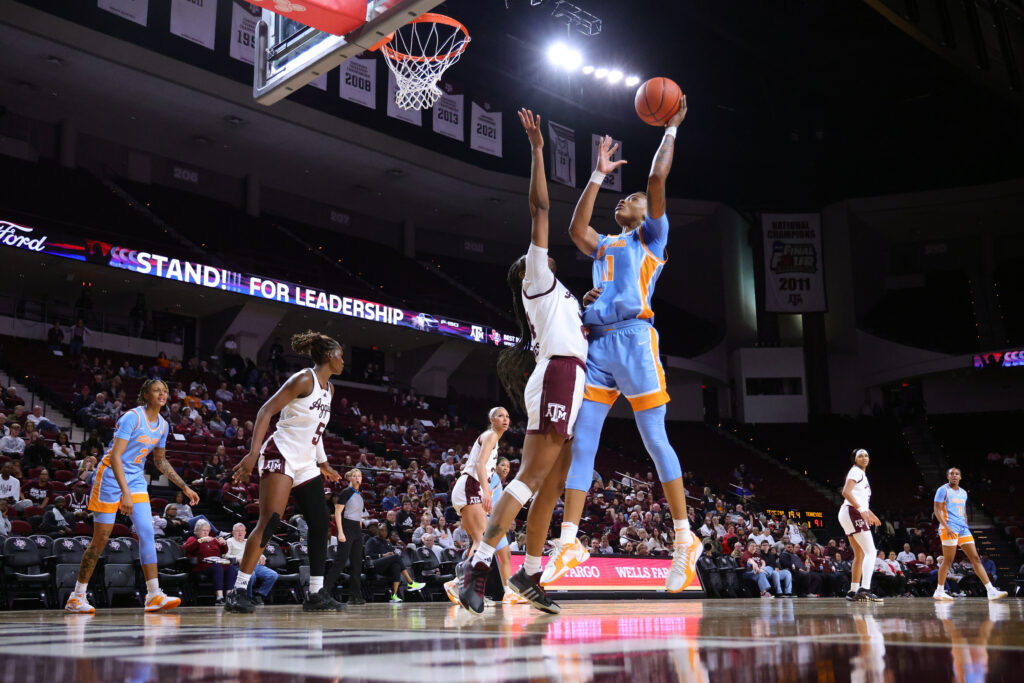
[131,502,157,565]
[565,400,611,492]
[634,404,683,483]
[504,479,534,506]
[261,512,281,546]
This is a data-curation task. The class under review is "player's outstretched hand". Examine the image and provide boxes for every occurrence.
[183,486,200,507]
[518,108,543,149]
[233,453,257,484]
[666,94,687,128]
[596,135,627,174]
[321,463,341,483]
[582,286,603,307]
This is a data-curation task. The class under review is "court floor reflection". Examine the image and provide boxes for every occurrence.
[0,599,1020,682]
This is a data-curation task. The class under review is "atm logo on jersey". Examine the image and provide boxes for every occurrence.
[545,403,567,423]
[309,398,332,419]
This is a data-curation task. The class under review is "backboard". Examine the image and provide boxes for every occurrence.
[253,0,445,105]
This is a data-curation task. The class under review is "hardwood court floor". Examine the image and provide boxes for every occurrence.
[0,598,1021,682]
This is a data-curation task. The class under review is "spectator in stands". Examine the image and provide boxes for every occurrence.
[395,499,417,539]
[221,478,251,519]
[0,498,10,537]
[780,542,822,597]
[981,554,997,583]
[0,413,8,438]
[434,517,455,550]
[208,412,227,435]
[67,481,90,522]
[452,521,470,551]
[185,519,236,605]
[808,545,844,596]
[162,504,189,541]
[760,540,793,596]
[83,393,115,431]
[40,495,74,536]
[0,461,22,504]
[191,415,213,439]
[380,486,400,512]
[46,320,64,352]
[225,523,277,604]
[77,455,97,483]
[0,423,25,458]
[411,513,434,545]
[832,552,852,576]
[26,405,59,433]
[364,523,424,602]
[224,418,240,440]
[22,432,53,471]
[742,541,774,598]
[896,543,915,564]
[23,468,53,509]
[52,432,75,461]
[874,550,908,597]
[3,387,25,409]
[204,452,226,481]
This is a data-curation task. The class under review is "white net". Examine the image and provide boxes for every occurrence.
[381,16,470,110]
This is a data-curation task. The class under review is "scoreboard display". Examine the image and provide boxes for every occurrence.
[765,509,828,529]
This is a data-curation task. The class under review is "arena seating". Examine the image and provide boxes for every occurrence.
[861,270,977,353]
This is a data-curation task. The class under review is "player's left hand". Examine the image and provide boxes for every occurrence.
[596,135,627,174]
[864,510,881,527]
[518,108,543,148]
[666,94,687,128]
[320,463,341,482]
[582,286,603,307]
[183,486,200,507]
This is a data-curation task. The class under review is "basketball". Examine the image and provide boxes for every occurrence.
[634,77,683,126]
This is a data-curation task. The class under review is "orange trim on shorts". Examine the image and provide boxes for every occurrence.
[626,328,670,411]
[584,384,619,405]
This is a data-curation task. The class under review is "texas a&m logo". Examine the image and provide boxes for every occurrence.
[264,457,284,473]
[545,403,567,423]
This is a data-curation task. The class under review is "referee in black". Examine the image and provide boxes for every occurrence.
[326,468,365,604]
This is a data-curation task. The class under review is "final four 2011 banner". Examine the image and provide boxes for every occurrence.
[761,213,827,313]
[0,219,518,348]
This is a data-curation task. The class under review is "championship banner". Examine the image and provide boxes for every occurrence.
[0,218,518,349]
[432,81,464,141]
[509,554,702,593]
[469,101,501,157]
[98,0,148,26]
[340,57,376,108]
[762,213,827,312]
[309,73,328,91]
[169,0,217,50]
[548,120,576,188]
[590,134,623,192]
[229,0,261,65]
[386,72,422,126]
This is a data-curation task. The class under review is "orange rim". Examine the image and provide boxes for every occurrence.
[373,13,469,63]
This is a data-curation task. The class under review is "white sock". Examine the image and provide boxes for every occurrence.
[850,582,860,593]
[860,572,872,591]
[985,582,998,593]
[523,554,542,575]
[146,578,160,595]
[472,542,496,567]
[309,576,324,593]
[74,581,88,595]
[235,571,252,590]
[673,519,691,544]
[935,586,947,594]
[559,523,578,545]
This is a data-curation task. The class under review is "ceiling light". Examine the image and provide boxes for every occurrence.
[547,42,582,70]
[625,75,641,87]
[594,67,608,79]
[582,65,595,75]
[608,69,623,84]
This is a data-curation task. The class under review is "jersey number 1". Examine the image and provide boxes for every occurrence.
[312,422,326,445]
[602,255,615,282]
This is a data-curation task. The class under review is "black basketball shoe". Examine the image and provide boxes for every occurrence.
[855,588,884,603]
[224,588,257,614]
[303,588,348,612]
[458,560,489,615]
[509,567,561,615]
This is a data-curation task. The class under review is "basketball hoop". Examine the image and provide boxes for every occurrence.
[376,13,469,110]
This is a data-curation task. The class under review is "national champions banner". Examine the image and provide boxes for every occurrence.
[762,213,826,312]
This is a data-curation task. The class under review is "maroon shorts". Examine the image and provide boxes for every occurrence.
[525,356,586,439]
[839,505,870,536]
[452,474,481,512]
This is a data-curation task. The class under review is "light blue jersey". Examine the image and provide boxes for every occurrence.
[89,407,168,515]
[490,472,508,551]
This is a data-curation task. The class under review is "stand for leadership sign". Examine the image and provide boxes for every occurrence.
[762,213,826,313]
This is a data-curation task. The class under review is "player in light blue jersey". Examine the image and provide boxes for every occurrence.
[543,97,701,594]
[933,467,1006,601]
[65,379,199,613]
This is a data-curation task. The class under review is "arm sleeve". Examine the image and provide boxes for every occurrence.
[933,486,947,503]
[639,213,669,255]
[522,243,555,297]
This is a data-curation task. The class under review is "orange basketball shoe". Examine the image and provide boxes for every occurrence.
[539,539,590,586]
[666,532,703,593]
[144,591,182,612]
[65,593,96,614]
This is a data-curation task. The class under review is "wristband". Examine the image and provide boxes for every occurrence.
[664,126,678,139]
[590,170,607,186]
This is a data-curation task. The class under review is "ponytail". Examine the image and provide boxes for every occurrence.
[496,256,535,415]
[291,330,341,365]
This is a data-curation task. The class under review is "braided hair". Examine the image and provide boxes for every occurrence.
[291,330,341,365]
[496,256,535,414]
[137,378,168,406]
